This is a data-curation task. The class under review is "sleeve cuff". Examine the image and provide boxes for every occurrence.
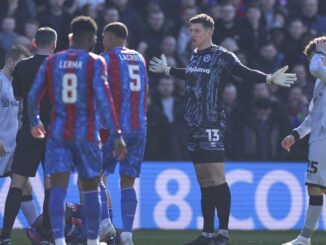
[30,117,42,128]
[291,130,300,142]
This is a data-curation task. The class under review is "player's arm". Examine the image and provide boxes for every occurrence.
[12,61,23,99]
[93,57,126,159]
[231,62,297,87]
[27,60,48,138]
[149,54,186,80]
[281,100,313,151]
[309,41,326,81]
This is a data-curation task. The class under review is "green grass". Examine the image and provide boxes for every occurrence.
[12,229,326,245]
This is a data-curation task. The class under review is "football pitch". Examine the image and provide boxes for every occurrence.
[11,229,326,245]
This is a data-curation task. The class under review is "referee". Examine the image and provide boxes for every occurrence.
[0,28,57,245]
[149,14,296,245]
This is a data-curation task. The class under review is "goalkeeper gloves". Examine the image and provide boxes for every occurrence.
[149,54,171,75]
[266,65,296,87]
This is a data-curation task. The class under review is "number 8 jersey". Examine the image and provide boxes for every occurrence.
[28,49,121,141]
[101,47,148,133]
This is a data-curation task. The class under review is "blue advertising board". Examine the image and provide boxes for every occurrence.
[0,162,325,230]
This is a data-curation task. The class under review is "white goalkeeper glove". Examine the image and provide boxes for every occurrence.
[266,65,296,87]
[149,54,171,75]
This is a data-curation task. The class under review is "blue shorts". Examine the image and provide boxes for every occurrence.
[45,138,102,179]
[102,131,146,178]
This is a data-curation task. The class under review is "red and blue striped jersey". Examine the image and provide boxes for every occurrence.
[102,47,148,133]
[28,49,121,142]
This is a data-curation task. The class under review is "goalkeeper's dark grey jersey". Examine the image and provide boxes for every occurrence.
[185,45,240,128]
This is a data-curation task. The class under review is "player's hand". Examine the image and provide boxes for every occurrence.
[0,143,6,157]
[149,54,171,75]
[281,135,295,152]
[31,124,46,139]
[316,39,326,55]
[113,136,127,160]
[267,66,297,87]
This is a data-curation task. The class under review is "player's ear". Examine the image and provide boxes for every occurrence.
[51,41,57,51]
[32,39,37,49]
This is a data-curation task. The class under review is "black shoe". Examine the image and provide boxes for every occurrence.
[105,235,117,245]
[213,234,230,245]
[0,238,12,245]
[184,235,215,245]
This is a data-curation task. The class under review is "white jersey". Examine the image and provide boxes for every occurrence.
[294,53,326,144]
[0,70,19,175]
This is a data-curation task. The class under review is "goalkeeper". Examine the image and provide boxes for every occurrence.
[149,13,296,245]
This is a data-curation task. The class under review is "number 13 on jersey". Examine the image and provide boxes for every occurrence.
[62,73,78,103]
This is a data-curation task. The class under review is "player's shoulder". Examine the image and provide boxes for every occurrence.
[87,52,107,67]
[15,55,35,68]
[45,50,67,63]
[212,45,239,63]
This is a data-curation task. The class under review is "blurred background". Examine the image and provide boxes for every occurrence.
[1,0,325,163]
[1,0,326,240]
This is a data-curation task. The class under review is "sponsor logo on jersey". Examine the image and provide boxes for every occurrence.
[203,54,211,62]
[187,67,210,74]
[1,99,9,107]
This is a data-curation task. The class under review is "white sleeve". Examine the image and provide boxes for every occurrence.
[294,99,313,139]
[309,53,326,82]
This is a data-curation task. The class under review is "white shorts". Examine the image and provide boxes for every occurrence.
[0,151,14,176]
[307,139,326,188]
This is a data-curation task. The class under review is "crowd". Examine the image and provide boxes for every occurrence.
[1,0,325,162]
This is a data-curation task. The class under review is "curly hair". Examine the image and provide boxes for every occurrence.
[303,36,326,57]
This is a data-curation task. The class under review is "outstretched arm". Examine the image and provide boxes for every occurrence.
[231,63,297,87]
[149,54,186,80]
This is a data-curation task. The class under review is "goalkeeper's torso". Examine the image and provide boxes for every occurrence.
[185,45,239,129]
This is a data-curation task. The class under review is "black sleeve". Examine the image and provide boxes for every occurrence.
[12,63,23,99]
[170,67,186,80]
[231,63,267,83]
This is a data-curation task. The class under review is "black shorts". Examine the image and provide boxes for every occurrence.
[11,126,46,177]
[187,127,225,164]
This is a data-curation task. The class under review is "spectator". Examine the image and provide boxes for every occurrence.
[287,86,309,128]
[301,0,326,36]
[253,41,283,74]
[252,83,292,135]
[239,3,268,59]
[223,83,244,160]
[241,97,291,161]
[78,0,105,7]
[147,76,187,160]
[141,10,174,59]
[282,18,307,65]
[95,6,120,53]
[23,19,39,43]
[270,26,286,51]
[37,0,72,50]
[291,63,314,100]
[259,0,277,30]
[0,0,33,34]
[15,36,33,52]
[0,17,18,50]
[285,86,309,160]
[110,0,143,48]
[161,35,179,66]
[213,2,241,44]
[220,37,239,53]
[177,6,198,66]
